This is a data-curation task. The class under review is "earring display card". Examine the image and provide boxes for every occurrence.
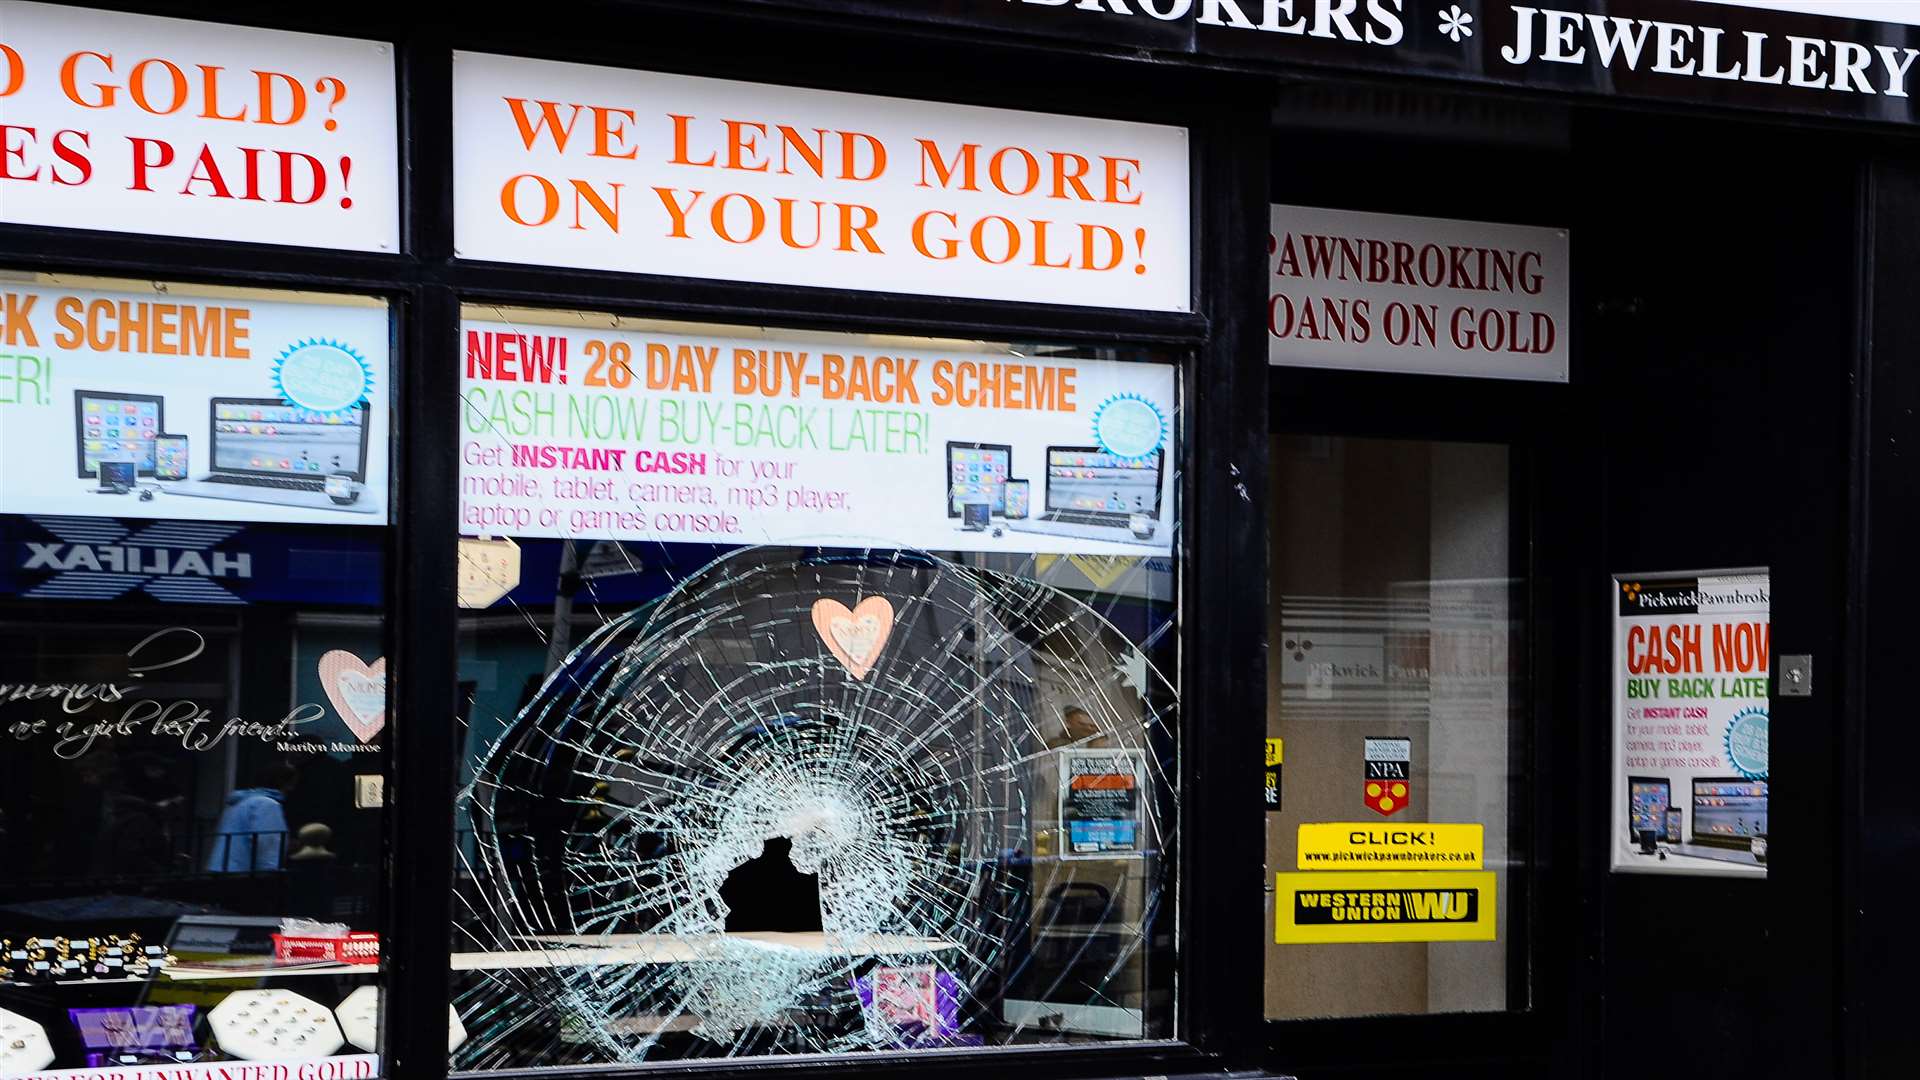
[336,985,466,1053]
[0,1007,55,1073]
[206,990,345,1060]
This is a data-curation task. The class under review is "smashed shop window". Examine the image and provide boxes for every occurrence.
[449,544,1178,1066]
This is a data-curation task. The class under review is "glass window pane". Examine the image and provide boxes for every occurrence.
[1264,435,1523,1019]
[0,276,393,1074]
[450,308,1180,1068]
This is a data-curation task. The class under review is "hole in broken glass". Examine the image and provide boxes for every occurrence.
[719,838,823,933]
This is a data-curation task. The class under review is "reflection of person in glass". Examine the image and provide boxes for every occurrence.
[206,761,298,872]
[1060,705,1108,748]
[287,822,340,918]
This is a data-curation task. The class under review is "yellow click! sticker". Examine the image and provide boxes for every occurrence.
[1297,822,1484,870]
[1275,871,1497,944]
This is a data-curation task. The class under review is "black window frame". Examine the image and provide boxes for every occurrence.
[0,4,1272,1080]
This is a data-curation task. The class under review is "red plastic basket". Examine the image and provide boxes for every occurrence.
[271,931,379,965]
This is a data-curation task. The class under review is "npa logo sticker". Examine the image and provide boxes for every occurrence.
[1363,736,1411,816]
[1275,870,1498,944]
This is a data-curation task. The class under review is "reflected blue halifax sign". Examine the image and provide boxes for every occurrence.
[0,515,384,606]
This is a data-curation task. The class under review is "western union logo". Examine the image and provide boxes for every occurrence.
[1295,887,1478,924]
[1276,871,1497,944]
[1297,821,1483,869]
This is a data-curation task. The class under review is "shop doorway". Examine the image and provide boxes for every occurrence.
[1261,96,1856,1079]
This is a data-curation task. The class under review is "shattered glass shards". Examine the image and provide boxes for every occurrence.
[450,546,1177,1067]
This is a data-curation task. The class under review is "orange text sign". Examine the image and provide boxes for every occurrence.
[452,52,1190,310]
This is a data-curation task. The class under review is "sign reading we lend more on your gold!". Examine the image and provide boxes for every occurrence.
[1274,870,1497,944]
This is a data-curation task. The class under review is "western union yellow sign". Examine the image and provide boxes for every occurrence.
[1297,822,1484,870]
[1275,870,1497,944]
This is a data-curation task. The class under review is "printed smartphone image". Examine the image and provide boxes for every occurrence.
[154,434,189,480]
[1005,479,1030,519]
[95,456,137,493]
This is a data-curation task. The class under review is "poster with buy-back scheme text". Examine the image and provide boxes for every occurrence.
[459,317,1176,556]
[1612,571,1770,878]
[0,281,390,526]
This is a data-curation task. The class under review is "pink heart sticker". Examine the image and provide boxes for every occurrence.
[319,650,387,743]
[811,596,894,681]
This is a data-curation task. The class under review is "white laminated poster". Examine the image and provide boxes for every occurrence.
[0,281,390,525]
[0,2,399,250]
[451,51,1190,311]
[1611,570,1770,877]
[1268,204,1568,382]
[458,317,1176,555]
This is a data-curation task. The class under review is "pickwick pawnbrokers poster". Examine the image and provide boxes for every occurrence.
[1611,570,1770,878]
[458,316,1176,556]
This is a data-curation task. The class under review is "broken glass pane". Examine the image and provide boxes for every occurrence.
[451,315,1179,1068]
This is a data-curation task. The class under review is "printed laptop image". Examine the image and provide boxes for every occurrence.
[1005,446,1163,544]
[1674,777,1768,865]
[165,397,378,514]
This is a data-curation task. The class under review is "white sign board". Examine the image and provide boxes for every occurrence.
[1268,205,1569,382]
[458,319,1176,555]
[0,282,390,525]
[1611,571,1771,878]
[19,1053,379,1080]
[452,52,1191,311]
[0,2,399,250]
[1696,0,1920,26]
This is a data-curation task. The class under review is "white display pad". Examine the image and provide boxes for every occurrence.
[205,989,345,1060]
[0,1008,55,1074]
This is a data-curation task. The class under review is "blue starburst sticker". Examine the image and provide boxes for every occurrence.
[273,338,373,414]
[1725,706,1769,780]
[1093,393,1166,461]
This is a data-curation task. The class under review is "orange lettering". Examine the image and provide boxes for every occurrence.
[504,99,583,152]
[61,51,116,109]
[668,114,715,166]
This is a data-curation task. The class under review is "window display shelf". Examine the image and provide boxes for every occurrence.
[450,932,959,971]
[164,962,377,981]
[5,963,380,986]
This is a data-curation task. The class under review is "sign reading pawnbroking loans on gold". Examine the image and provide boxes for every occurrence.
[1296,822,1484,870]
[1274,871,1497,944]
